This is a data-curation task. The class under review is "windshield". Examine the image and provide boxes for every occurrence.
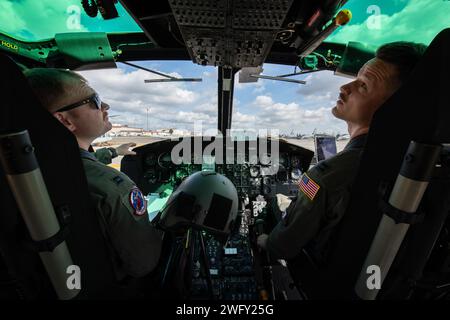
[329,0,450,46]
[1,1,448,141]
[79,61,349,139]
[0,0,141,41]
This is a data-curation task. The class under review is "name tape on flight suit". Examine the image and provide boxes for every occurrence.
[299,173,320,201]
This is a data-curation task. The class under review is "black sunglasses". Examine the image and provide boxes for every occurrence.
[56,93,102,112]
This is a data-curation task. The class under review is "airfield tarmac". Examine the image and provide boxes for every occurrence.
[95,136,349,170]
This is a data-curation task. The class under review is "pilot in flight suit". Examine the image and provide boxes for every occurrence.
[94,147,118,165]
[93,143,136,165]
[81,148,163,281]
[266,134,366,261]
[257,41,426,262]
[24,68,163,281]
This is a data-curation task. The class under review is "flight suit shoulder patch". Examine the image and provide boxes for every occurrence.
[298,173,321,201]
[129,187,147,216]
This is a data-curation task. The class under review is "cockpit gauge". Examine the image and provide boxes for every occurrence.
[144,168,158,184]
[145,153,157,166]
[175,168,189,180]
[250,178,261,187]
[263,176,272,186]
[291,155,301,168]
[249,166,260,178]
[279,153,288,167]
[291,168,303,180]
[158,152,173,169]
[240,187,250,195]
[259,153,271,165]
[276,165,288,182]
[260,165,278,176]
[263,185,271,195]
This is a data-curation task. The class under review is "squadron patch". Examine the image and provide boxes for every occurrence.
[299,173,320,201]
[129,187,146,216]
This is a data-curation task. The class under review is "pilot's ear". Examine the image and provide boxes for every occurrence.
[53,112,76,132]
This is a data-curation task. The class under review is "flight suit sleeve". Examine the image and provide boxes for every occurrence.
[94,147,117,165]
[266,174,326,260]
[95,187,164,278]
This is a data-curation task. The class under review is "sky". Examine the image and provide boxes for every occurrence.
[78,62,350,135]
[1,0,449,135]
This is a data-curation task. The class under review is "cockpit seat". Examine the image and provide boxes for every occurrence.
[0,54,142,299]
[288,28,450,299]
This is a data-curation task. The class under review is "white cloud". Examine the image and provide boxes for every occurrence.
[232,95,347,134]
[79,68,197,106]
[254,95,274,108]
[194,103,217,116]
[298,71,349,100]
[172,111,215,124]
[77,67,214,130]
[304,108,327,119]
[77,64,349,134]
[233,112,258,123]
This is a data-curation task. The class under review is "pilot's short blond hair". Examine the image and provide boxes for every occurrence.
[24,68,91,113]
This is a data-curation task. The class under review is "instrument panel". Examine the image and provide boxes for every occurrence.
[123,137,313,200]
[121,137,313,300]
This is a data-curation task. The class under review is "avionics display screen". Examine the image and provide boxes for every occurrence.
[314,135,337,162]
[147,184,173,222]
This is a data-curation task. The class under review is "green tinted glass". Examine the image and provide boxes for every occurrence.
[0,0,141,41]
[328,0,450,46]
[0,0,448,46]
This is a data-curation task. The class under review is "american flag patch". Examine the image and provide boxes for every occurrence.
[299,174,320,201]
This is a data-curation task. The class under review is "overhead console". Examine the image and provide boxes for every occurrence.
[167,0,294,67]
[121,0,349,68]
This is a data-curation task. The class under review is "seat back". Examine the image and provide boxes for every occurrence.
[0,54,130,299]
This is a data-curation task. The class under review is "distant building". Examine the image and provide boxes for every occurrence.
[107,124,190,138]
[144,128,190,137]
[109,123,144,136]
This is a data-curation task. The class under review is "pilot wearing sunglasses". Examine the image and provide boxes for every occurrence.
[24,68,163,283]
[54,92,136,164]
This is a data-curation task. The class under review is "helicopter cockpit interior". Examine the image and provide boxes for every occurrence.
[0,0,449,302]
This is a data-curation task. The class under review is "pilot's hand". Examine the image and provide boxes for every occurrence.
[257,234,269,250]
[276,193,292,211]
[116,143,137,156]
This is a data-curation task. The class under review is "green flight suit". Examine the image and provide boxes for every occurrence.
[93,147,117,165]
[266,134,367,261]
[80,149,163,281]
